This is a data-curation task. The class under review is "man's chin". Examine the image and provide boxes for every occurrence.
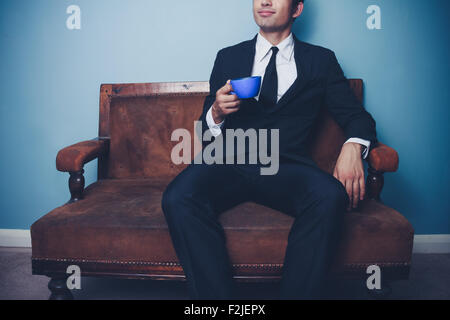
[255,20,290,34]
[258,25,286,34]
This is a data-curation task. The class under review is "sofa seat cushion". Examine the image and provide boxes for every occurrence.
[31,178,414,276]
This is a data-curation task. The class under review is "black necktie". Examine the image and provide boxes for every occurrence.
[259,46,279,108]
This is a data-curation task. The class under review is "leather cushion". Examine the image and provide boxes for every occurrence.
[31,178,414,274]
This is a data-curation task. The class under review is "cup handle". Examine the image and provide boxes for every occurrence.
[230,91,236,95]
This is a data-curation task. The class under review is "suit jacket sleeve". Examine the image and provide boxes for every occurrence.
[324,50,378,152]
[196,49,225,149]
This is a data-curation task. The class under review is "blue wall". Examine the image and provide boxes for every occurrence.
[0,0,448,234]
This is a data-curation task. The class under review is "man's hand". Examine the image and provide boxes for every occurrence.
[211,80,241,124]
[333,142,365,211]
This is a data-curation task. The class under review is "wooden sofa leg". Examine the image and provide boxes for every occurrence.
[68,169,85,203]
[48,276,74,300]
[366,280,392,300]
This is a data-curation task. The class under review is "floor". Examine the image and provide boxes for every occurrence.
[0,248,449,300]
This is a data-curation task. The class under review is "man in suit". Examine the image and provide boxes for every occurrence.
[162,0,378,299]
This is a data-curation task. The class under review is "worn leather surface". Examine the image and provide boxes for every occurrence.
[31,178,414,272]
[56,139,108,172]
[368,142,399,172]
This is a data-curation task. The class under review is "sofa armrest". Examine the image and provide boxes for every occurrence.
[56,137,109,203]
[366,142,399,201]
[368,142,399,172]
[56,137,109,172]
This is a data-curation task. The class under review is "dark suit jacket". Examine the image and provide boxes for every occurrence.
[197,33,378,168]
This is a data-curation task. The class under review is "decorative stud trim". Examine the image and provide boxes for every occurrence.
[32,257,410,269]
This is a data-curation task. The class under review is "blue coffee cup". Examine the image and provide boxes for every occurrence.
[230,76,262,99]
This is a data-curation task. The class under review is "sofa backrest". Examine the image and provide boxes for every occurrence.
[97,80,363,180]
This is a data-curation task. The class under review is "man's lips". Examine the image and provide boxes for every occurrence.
[258,10,275,17]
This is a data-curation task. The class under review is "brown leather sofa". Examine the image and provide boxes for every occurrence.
[31,80,414,300]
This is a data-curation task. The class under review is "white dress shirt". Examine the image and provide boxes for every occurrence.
[206,32,370,159]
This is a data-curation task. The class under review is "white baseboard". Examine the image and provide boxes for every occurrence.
[412,234,450,254]
[0,229,31,248]
[0,229,449,253]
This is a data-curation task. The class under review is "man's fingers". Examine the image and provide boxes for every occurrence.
[221,101,241,110]
[359,176,365,201]
[227,79,234,93]
[218,80,233,94]
[333,168,338,180]
[345,179,353,210]
[219,93,240,103]
[352,179,359,208]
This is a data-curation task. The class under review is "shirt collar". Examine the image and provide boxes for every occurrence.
[255,32,295,63]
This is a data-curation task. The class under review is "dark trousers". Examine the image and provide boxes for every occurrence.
[161,161,349,300]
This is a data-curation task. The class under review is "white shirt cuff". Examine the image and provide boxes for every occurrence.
[344,137,371,159]
[206,105,224,137]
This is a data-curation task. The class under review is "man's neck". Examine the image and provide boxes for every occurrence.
[258,28,292,46]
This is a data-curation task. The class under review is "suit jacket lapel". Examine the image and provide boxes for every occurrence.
[266,33,310,114]
[234,34,258,80]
